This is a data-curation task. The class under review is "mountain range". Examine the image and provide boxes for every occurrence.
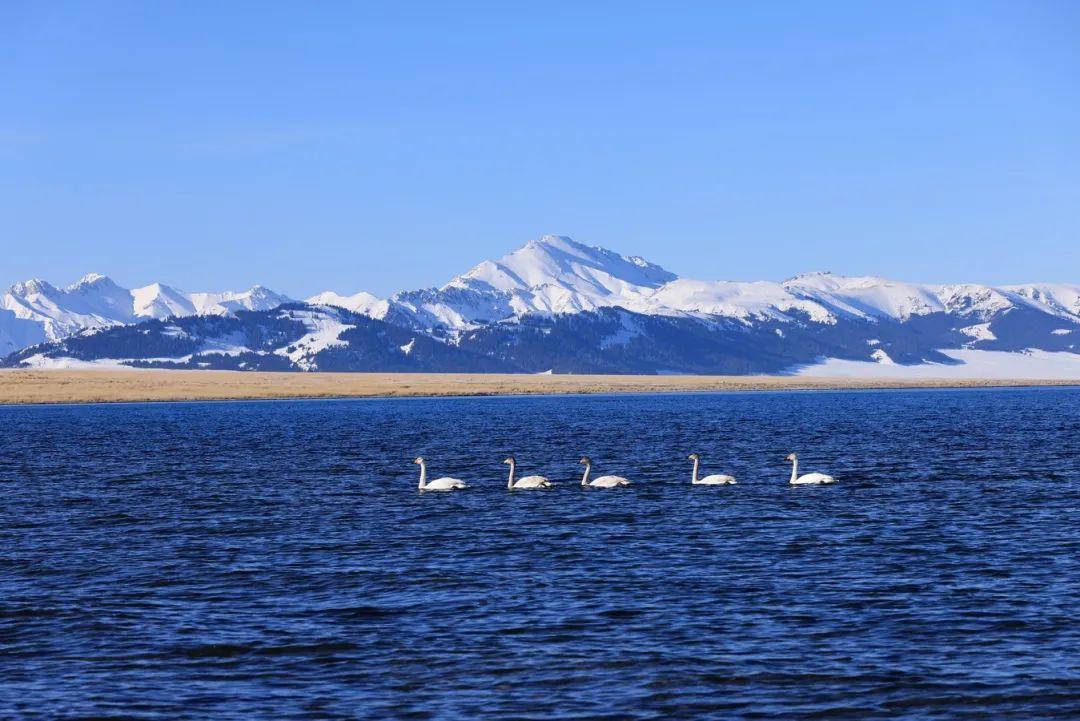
[0,274,290,356]
[3,235,1078,376]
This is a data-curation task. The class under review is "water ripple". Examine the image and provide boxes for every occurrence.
[1,388,1079,719]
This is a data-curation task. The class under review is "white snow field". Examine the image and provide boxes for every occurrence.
[790,349,1080,379]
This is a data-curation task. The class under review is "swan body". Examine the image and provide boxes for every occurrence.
[503,457,552,489]
[785,453,837,485]
[579,457,631,488]
[688,453,736,485]
[589,475,632,488]
[413,457,468,491]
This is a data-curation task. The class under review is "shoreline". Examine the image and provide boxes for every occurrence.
[0,369,1076,406]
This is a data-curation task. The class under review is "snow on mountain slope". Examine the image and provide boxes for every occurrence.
[936,284,1017,319]
[373,237,1080,332]
[1,274,293,349]
[388,286,518,331]
[959,323,996,344]
[1003,284,1080,322]
[644,279,834,323]
[779,274,1080,326]
[3,236,1079,373]
[5,303,517,372]
[408,234,677,323]
[273,307,354,370]
[450,234,675,298]
[1,275,135,340]
[132,283,197,318]
[783,272,944,321]
[306,290,389,317]
[57,273,137,320]
[188,285,293,315]
[0,311,47,356]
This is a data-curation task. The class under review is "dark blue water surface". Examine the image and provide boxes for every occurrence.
[3,388,1080,720]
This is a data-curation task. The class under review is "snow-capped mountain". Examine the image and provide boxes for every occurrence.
[4,235,1079,375]
[2,274,136,344]
[446,234,675,312]
[368,235,677,332]
[306,236,1080,336]
[0,274,292,356]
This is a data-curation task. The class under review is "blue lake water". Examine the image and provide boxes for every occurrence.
[2,388,1080,720]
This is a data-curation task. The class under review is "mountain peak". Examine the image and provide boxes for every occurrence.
[526,235,669,274]
[66,273,119,292]
[427,236,677,321]
[529,235,587,252]
[242,285,292,304]
[452,236,675,291]
[306,290,387,316]
[784,271,837,283]
[8,278,59,296]
[531,233,573,246]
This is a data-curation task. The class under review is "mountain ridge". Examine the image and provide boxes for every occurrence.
[3,235,1078,375]
[309,236,1080,333]
[0,275,293,355]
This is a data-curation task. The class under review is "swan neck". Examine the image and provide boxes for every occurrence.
[581,463,591,486]
[418,461,427,490]
[507,461,515,489]
[691,457,700,483]
[789,458,798,484]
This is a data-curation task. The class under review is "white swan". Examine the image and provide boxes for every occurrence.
[503,456,552,489]
[688,453,736,485]
[785,453,838,485]
[413,457,468,491]
[579,457,631,488]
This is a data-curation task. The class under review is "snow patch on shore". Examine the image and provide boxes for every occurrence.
[790,349,1080,379]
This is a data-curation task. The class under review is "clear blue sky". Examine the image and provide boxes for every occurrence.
[2,1,1078,298]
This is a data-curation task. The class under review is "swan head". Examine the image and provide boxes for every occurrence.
[413,456,425,465]
[687,453,700,461]
[579,456,591,465]
[502,456,515,465]
[785,453,797,462]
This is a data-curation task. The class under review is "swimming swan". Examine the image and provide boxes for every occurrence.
[688,453,736,485]
[579,457,631,488]
[785,453,837,485]
[413,457,468,491]
[503,456,552,489]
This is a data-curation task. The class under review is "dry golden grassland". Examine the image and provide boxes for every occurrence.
[0,369,1074,405]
